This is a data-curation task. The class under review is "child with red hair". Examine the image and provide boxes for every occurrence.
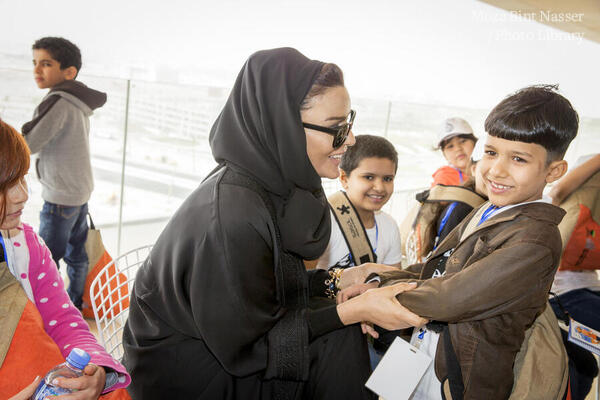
[0,119,130,400]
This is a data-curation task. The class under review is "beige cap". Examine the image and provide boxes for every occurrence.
[437,117,475,148]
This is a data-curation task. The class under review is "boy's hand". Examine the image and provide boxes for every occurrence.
[361,322,379,339]
[338,263,399,289]
[337,282,428,330]
[337,282,379,304]
[358,282,428,330]
[9,376,40,400]
[52,363,106,399]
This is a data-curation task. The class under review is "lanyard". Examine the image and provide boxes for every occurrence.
[373,219,379,253]
[478,204,500,226]
[452,167,464,184]
[434,202,458,250]
[348,219,378,265]
[413,328,427,350]
[0,232,7,265]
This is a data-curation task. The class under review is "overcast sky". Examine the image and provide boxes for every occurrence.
[1,0,599,117]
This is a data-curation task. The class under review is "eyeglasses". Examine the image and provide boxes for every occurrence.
[302,109,356,149]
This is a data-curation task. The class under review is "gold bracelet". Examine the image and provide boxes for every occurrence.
[325,268,343,299]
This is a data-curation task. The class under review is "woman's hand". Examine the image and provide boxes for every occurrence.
[336,281,379,304]
[338,263,400,290]
[337,282,428,331]
[8,376,40,400]
[53,363,106,399]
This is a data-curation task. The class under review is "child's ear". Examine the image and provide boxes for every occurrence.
[62,66,77,81]
[546,160,568,184]
[470,162,477,177]
[339,169,349,189]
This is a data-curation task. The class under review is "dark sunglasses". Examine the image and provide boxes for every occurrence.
[302,109,356,149]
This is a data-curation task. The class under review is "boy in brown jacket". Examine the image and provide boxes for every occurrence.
[346,85,578,399]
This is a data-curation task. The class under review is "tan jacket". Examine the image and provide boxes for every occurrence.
[379,202,566,400]
[509,303,568,399]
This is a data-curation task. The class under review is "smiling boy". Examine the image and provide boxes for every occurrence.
[365,85,578,399]
[21,37,106,309]
[316,134,402,270]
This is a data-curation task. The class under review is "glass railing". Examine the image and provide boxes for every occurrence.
[2,67,599,257]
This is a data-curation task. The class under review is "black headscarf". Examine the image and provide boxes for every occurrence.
[210,48,331,259]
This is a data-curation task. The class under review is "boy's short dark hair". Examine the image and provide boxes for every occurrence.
[32,37,82,74]
[340,134,398,174]
[484,84,578,162]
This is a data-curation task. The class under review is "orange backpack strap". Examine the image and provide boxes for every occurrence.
[559,171,600,271]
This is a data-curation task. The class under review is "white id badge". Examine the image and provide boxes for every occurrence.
[365,337,432,400]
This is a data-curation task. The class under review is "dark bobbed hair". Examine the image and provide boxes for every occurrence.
[33,37,82,75]
[340,134,398,174]
[0,119,30,225]
[439,133,478,151]
[484,84,578,162]
[300,63,344,110]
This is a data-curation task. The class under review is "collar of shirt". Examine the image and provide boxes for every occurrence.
[489,195,551,220]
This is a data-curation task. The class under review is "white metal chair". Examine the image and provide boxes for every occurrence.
[90,245,152,361]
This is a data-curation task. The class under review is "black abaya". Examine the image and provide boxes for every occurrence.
[122,48,374,400]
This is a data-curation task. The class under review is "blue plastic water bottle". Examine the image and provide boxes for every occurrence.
[31,348,91,399]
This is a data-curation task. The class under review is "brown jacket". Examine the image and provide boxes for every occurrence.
[379,202,565,400]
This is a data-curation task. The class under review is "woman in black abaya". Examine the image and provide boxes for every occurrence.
[122,48,424,400]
